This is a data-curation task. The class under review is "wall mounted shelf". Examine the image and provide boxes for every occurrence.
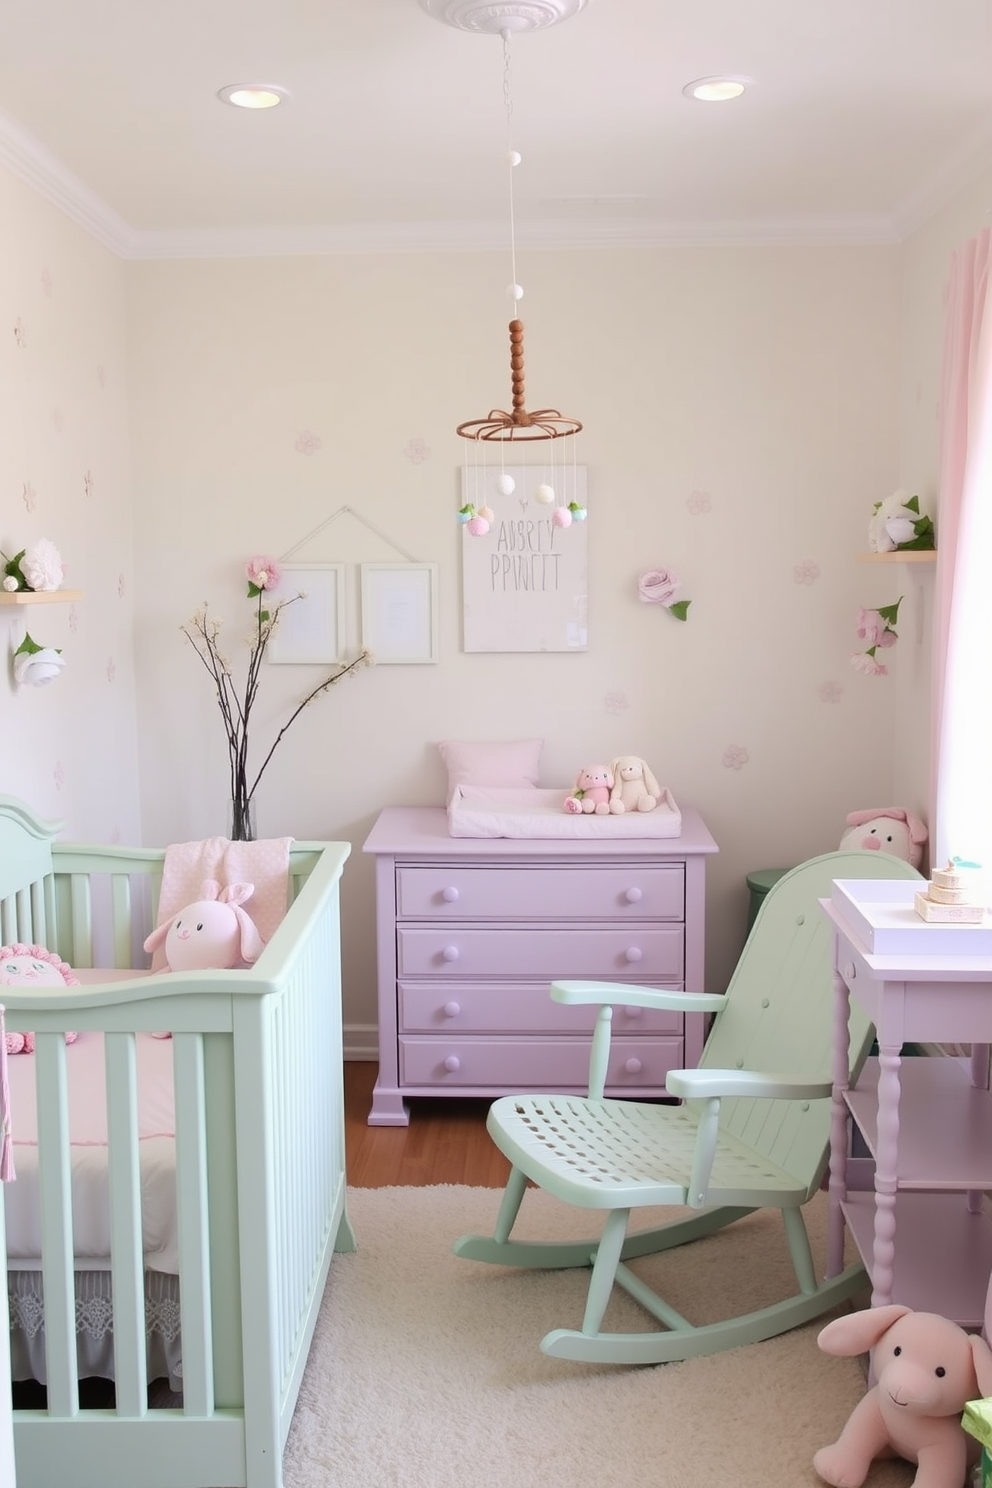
[0,590,83,605]
[857,551,936,564]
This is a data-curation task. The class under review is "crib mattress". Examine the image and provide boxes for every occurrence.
[5,1025,178,1273]
[447,785,683,839]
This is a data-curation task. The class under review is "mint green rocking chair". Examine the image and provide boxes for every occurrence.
[455,850,921,1365]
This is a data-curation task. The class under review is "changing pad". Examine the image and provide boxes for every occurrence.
[448,785,683,839]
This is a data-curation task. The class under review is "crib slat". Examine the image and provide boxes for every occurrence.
[172,1032,214,1417]
[105,1033,148,1416]
[30,877,49,946]
[35,1032,79,1419]
[69,875,94,968]
[109,876,133,968]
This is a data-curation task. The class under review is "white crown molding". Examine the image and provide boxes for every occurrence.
[0,104,135,256]
[0,99,985,261]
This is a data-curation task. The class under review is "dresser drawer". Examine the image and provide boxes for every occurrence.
[398,980,683,1035]
[395,865,684,921]
[398,1035,684,1091]
[396,926,684,980]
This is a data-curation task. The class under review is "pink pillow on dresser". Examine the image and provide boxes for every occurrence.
[438,738,543,804]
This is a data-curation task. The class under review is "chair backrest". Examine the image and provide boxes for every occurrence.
[701,849,922,1197]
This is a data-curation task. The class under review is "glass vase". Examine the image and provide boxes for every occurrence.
[229,796,256,842]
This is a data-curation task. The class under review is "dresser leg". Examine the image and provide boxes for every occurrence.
[368,1080,411,1126]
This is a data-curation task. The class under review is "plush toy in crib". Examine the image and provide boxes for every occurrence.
[840,808,928,869]
[0,943,80,1053]
[609,755,662,813]
[813,1305,992,1488]
[143,880,264,972]
[564,764,620,815]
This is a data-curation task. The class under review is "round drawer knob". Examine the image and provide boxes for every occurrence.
[623,1005,643,1019]
[442,886,460,903]
[624,887,643,904]
[442,1001,461,1018]
[624,1057,643,1075]
[624,946,643,964]
[442,945,460,962]
[443,1054,461,1073]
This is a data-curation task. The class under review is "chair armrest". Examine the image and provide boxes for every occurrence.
[551,980,729,1015]
[666,1068,833,1101]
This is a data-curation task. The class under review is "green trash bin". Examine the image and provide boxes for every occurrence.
[745,868,790,932]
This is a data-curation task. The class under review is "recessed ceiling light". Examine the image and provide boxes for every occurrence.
[217,84,289,110]
[683,76,752,103]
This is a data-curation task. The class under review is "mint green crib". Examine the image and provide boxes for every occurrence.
[0,795,355,1488]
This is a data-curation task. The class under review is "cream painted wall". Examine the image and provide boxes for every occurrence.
[0,165,140,842]
[126,245,905,1040]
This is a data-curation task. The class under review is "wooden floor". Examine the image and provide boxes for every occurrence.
[344,1062,511,1187]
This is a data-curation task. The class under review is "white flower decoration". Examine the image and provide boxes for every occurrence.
[2,576,18,592]
[14,647,66,686]
[21,538,64,592]
[868,491,917,554]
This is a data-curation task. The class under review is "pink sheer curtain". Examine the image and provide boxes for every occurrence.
[931,227,992,871]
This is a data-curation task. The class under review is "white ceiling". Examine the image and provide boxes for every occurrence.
[1,0,991,259]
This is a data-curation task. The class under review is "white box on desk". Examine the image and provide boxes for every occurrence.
[831,877,992,955]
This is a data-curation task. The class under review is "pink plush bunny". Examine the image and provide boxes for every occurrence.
[143,880,263,972]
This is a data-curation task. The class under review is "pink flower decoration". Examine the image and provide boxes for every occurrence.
[722,745,750,771]
[686,490,711,515]
[818,680,844,704]
[68,604,79,633]
[855,608,888,646]
[295,430,322,456]
[638,568,681,607]
[605,691,629,715]
[793,560,820,585]
[246,556,281,590]
[405,438,430,464]
[851,652,888,676]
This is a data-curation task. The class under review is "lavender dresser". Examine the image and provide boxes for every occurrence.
[362,804,718,1125]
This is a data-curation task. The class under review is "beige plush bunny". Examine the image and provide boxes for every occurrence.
[609,755,662,813]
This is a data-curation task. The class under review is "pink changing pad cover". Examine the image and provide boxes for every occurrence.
[448,785,683,839]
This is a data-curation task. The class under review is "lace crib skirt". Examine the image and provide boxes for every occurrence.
[8,1269,183,1394]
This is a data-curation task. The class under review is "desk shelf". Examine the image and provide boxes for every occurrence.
[0,590,83,606]
[846,1056,992,1190]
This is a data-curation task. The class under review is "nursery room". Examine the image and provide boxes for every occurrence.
[3,1,992,1485]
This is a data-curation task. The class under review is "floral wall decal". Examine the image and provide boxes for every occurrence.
[793,560,820,585]
[53,761,65,791]
[13,319,26,349]
[604,691,629,715]
[117,573,126,598]
[818,679,844,704]
[68,604,79,633]
[295,430,322,455]
[52,407,64,433]
[106,657,117,683]
[83,470,94,498]
[40,267,53,298]
[405,438,430,463]
[96,364,106,388]
[686,490,712,515]
[22,482,35,512]
[723,744,750,770]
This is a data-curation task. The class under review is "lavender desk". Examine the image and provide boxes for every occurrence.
[363,805,718,1125]
[823,894,992,1327]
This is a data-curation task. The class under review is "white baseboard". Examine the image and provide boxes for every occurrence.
[344,1025,379,1061]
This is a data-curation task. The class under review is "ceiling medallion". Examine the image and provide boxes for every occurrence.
[419,1,586,34]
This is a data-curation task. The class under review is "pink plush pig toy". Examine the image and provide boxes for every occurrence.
[814,1305,992,1488]
[840,808,928,870]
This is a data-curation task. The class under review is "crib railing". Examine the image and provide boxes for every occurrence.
[2,838,352,1488]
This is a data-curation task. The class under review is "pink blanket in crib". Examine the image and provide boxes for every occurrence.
[148,834,293,971]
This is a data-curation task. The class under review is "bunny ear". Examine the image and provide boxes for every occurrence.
[200,879,222,902]
[143,921,171,954]
[231,906,264,964]
[219,882,255,907]
[817,1304,910,1357]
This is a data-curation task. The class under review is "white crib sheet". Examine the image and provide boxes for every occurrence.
[6,1027,178,1273]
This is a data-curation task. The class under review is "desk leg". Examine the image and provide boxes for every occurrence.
[826,966,851,1279]
[872,1040,902,1307]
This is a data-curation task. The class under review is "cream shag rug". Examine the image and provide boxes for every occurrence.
[284,1186,913,1488]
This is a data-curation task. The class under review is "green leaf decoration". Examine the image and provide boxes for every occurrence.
[14,632,57,657]
[876,598,902,625]
[668,600,691,622]
[259,609,270,623]
[904,495,921,514]
[247,581,263,598]
[3,548,28,590]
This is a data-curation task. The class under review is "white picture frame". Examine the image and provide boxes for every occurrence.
[267,563,346,664]
[361,562,438,664]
